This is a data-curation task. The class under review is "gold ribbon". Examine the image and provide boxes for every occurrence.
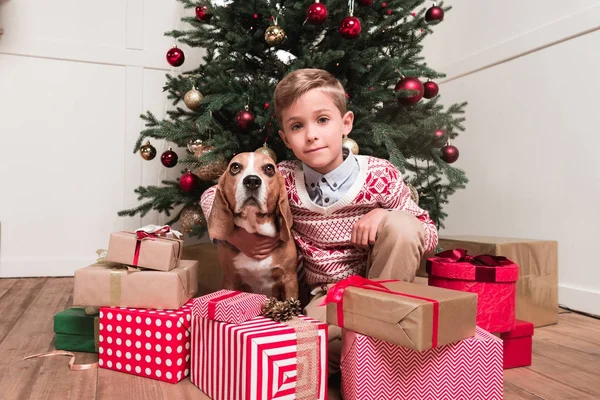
[23,350,98,371]
[109,269,124,306]
[283,318,320,400]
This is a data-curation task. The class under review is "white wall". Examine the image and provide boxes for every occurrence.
[0,0,204,277]
[422,1,600,315]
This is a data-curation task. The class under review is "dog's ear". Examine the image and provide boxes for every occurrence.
[207,174,235,241]
[276,173,293,243]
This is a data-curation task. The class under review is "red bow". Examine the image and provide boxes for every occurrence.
[435,248,512,267]
[320,275,393,307]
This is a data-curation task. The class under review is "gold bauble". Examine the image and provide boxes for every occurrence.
[193,145,228,181]
[183,87,204,110]
[180,205,206,234]
[265,25,286,46]
[254,144,277,163]
[407,183,419,204]
[187,138,204,153]
[342,136,359,155]
[139,140,157,160]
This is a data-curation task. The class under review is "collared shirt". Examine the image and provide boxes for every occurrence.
[303,149,360,206]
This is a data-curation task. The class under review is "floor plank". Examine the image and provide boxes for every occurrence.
[503,382,544,399]
[0,278,17,299]
[97,368,163,400]
[0,278,47,347]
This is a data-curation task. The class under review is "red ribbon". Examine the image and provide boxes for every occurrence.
[430,249,514,282]
[131,226,172,266]
[320,275,440,348]
[207,290,243,319]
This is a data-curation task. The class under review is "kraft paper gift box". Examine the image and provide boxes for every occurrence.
[192,289,267,324]
[420,235,558,327]
[73,260,198,310]
[53,308,99,353]
[98,300,193,384]
[190,315,328,400]
[106,225,183,272]
[501,319,534,369]
[325,276,477,351]
[427,249,519,333]
[341,326,504,400]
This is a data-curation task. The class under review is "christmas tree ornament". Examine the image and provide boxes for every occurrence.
[195,5,213,22]
[423,80,439,99]
[139,141,157,160]
[193,145,228,181]
[235,106,255,129]
[179,204,206,234]
[441,144,459,163]
[342,135,359,155]
[160,147,179,168]
[407,183,419,204]
[166,45,185,67]
[395,77,424,105]
[339,0,361,39]
[358,0,373,6]
[255,143,277,162]
[187,138,204,153]
[435,129,445,138]
[265,24,286,46]
[179,170,200,193]
[306,1,328,25]
[425,4,444,23]
[183,87,204,110]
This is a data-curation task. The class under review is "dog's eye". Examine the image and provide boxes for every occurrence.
[230,163,242,174]
[263,164,275,177]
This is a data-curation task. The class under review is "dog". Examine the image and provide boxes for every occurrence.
[207,152,298,301]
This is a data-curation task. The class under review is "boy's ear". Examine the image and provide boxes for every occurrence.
[342,111,354,136]
[278,129,291,149]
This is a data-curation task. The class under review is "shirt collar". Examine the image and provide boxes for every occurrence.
[303,150,358,192]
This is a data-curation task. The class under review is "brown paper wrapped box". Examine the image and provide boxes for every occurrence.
[73,260,198,310]
[419,236,558,327]
[106,231,183,272]
[182,243,223,296]
[326,279,477,351]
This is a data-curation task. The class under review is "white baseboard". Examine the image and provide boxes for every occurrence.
[559,284,600,316]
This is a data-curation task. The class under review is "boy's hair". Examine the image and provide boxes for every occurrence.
[274,68,346,125]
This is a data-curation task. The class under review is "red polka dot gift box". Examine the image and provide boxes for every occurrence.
[98,300,193,383]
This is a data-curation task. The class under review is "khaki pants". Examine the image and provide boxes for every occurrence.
[303,210,427,375]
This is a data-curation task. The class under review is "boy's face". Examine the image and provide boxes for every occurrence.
[278,88,354,175]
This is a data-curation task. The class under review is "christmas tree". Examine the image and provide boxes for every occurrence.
[119,0,467,237]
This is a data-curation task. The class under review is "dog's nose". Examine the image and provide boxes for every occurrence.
[243,175,262,191]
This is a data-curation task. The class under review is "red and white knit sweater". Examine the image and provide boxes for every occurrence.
[200,155,438,287]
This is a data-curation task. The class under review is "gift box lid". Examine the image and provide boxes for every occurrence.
[427,249,519,283]
[54,308,97,336]
[500,319,534,339]
[192,290,267,324]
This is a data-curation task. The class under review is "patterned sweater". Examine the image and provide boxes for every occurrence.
[200,155,438,287]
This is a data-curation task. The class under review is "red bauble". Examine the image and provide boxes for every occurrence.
[195,5,212,22]
[425,6,444,23]
[235,109,255,129]
[160,148,179,168]
[179,171,200,193]
[435,129,445,138]
[358,0,373,5]
[307,2,328,24]
[394,77,424,105]
[166,46,185,67]
[441,145,459,163]
[423,80,439,98]
[339,16,362,39]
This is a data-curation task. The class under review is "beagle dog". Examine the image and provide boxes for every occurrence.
[208,152,298,301]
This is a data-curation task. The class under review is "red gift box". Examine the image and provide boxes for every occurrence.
[192,289,267,324]
[190,315,328,400]
[341,326,503,400]
[501,319,534,369]
[427,248,519,332]
[98,300,193,383]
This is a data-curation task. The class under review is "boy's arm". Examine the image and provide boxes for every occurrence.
[380,161,439,253]
[200,185,217,222]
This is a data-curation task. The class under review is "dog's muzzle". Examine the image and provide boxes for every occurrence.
[243,175,262,191]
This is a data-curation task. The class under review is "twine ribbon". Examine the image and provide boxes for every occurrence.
[23,351,97,371]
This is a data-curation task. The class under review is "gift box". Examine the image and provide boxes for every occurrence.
[190,315,328,400]
[73,259,198,310]
[192,290,267,324]
[341,326,503,400]
[106,225,183,272]
[98,300,193,384]
[501,319,534,369]
[53,308,99,353]
[427,249,519,332]
[324,276,477,351]
[420,235,558,327]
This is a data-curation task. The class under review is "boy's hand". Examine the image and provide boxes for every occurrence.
[351,208,388,250]
[227,226,280,260]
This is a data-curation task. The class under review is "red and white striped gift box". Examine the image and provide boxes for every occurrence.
[192,290,267,324]
[341,326,503,400]
[98,300,193,383]
[191,315,328,400]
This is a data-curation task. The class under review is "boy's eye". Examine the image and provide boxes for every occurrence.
[290,123,302,131]
[318,117,329,124]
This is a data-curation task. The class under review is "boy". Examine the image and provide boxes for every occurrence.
[200,68,438,373]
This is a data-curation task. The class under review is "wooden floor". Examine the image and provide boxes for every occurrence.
[1,277,599,400]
